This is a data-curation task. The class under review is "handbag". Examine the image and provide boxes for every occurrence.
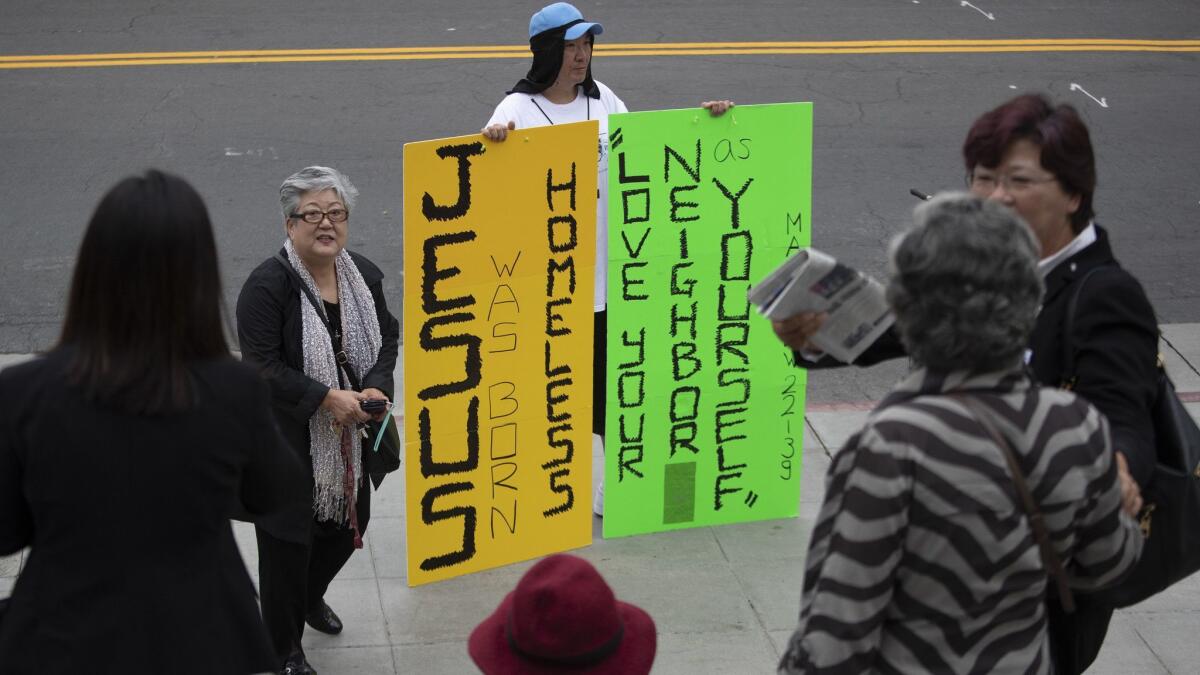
[1061,266,1200,607]
[343,363,401,490]
[273,254,401,489]
[952,394,1076,613]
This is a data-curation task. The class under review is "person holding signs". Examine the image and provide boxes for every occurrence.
[481,2,733,514]
[770,94,1156,673]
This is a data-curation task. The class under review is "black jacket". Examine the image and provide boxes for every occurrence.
[803,226,1159,486]
[235,249,400,538]
[0,352,306,674]
[1027,227,1158,486]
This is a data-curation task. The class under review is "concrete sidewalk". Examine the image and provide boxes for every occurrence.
[4,325,1200,673]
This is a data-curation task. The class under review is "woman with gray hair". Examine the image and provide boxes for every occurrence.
[778,193,1142,674]
[237,166,399,675]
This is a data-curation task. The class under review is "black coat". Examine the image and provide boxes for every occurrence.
[0,351,307,674]
[235,249,400,539]
[805,226,1159,486]
[1026,226,1159,485]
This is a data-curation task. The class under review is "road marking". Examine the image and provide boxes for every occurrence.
[960,1,996,21]
[2,39,1199,70]
[224,147,279,158]
[1069,82,1109,108]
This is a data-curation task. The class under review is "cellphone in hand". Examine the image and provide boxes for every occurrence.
[359,399,388,414]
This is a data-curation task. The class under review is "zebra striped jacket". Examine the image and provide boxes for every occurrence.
[779,367,1143,674]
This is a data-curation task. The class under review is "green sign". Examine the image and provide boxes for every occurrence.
[603,103,814,538]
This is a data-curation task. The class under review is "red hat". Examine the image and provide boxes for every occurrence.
[469,554,656,674]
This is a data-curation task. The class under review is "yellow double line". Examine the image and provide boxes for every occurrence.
[2,39,1198,70]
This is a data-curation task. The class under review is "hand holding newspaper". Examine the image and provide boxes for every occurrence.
[748,248,895,363]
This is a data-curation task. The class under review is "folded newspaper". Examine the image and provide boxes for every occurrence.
[748,248,895,363]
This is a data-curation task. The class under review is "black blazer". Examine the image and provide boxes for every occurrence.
[0,352,307,674]
[235,249,400,538]
[1026,227,1159,486]
[802,226,1159,486]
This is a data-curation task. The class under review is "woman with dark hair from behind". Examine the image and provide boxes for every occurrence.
[778,194,1142,674]
[0,170,306,674]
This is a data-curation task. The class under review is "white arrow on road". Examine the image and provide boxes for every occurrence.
[960,1,995,20]
[1069,83,1109,108]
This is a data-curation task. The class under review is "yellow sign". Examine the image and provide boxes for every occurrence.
[402,122,598,585]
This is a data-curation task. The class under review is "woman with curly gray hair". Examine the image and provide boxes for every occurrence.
[887,193,1043,372]
[778,193,1142,674]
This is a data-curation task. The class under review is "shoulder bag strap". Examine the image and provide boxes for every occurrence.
[272,253,363,391]
[1060,266,1111,390]
[1061,262,1167,384]
[952,394,1077,613]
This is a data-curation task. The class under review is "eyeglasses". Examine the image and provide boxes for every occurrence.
[290,208,348,224]
[967,171,1058,194]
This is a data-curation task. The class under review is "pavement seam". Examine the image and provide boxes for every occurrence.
[365,535,400,675]
[739,582,785,660]
[1162,332,1200,379]
[712,527,732,564]
[718,527,788,661]
[1131,622,1174,674]
[805,416,833,459]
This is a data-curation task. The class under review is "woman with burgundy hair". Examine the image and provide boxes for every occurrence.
[771,94,1158,673]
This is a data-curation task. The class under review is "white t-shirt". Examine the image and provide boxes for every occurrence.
[486,81,629,311]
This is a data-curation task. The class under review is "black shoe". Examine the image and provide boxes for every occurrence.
[305,600,344,635]
[282,650,317,675]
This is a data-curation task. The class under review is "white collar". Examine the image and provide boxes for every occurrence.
[1038,222,1096,277]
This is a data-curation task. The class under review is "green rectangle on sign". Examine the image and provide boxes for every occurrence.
[663,462,697,524]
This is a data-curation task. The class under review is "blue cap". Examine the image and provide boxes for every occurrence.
[529,2,604,40]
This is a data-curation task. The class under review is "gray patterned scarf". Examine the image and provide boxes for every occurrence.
[285,239,382,524]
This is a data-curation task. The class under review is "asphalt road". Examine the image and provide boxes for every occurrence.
[2,0,1198,374]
